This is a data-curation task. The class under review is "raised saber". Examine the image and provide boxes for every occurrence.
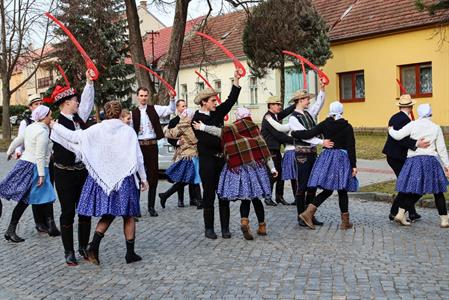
[283,50,329,85]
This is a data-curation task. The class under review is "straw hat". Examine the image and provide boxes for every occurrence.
[396,94,416,107]
[194,88,218,105]
[266,96,282,105]
[289,89,315,104]
[27,94,41,106]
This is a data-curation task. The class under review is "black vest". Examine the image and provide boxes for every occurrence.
[292,110,317,147]
[52,113,88,166]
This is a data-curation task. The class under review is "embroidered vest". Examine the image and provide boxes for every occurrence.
[132,105,164,140]
[53,113,88,166]
[292,110,317,147]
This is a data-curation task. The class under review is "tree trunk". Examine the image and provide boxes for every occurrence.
[280,57,285,106]
[157,0,190,105]
[1,78,11,140]
[124,0,156,95]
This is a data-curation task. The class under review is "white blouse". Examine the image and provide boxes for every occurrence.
[388,118,449,168]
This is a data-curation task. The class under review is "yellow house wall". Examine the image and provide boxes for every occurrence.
[10,72,27,106]
[322,27,449,127]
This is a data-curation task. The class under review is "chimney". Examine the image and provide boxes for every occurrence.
[139,1,147,9]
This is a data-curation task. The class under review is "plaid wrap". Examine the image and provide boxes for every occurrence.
[222,117,272,170]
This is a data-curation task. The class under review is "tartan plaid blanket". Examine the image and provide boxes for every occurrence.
[222,117,271,170]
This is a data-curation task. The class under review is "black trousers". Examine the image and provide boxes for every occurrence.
[269,149,284,198]
[397,192,447,215]
[199,155,229,229]
[141,144,159,210]
[295,152,317,214]
[240,199,265,223]
[54,167,91,252]
[387,156,418,215]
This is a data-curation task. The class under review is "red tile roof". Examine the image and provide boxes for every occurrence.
[141,16,204,64]
[314,0,448,42]
[180,10,247,68]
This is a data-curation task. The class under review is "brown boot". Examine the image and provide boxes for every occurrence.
[340,212,353,230]
[299,204,317,230]
[240,218,254,240]
[257,222,267,236]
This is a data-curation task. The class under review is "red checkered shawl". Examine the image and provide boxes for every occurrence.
[222,117,271,170]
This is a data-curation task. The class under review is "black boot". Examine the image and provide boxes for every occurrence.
[159,183,184,209]
[87,231,104,265]
[264,198,277,206]
[125,239,142,264]
[47,217,61,237]
[219,203,231,239]
[178,189,185,208]
[188,185,196,206]
[275,195,289,205]
[60,224,75,256]
[195,185,203,209]
[78,219,91,260]
[33,205,48,233]
[4,223,25,243]
[148,186,158,217]
[203,208,217,239]
[64,251,78,266]
[0,200,2,218]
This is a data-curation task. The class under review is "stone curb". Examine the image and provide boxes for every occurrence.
[350,192,446,209]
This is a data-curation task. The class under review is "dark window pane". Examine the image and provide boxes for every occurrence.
[420,65,432,94]
[340,74,353,99]
[401,66,416,95]
[355,72,365,98]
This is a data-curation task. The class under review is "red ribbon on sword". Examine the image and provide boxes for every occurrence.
[283,50,329,85]
[45,12,99,80]
[133,63,177,97]
[195,32,246,78]
[195,70,229,121]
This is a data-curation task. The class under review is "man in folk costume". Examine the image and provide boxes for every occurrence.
[131,88,176,217]
[192,70,241,239]
[163,99,202,208]
[261,96,295,206]
[50,69,95,266]
[13,94,60,236]
[288,83,333,227]
[382,94,429,222]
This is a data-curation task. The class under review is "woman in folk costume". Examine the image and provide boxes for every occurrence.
[287,101,358,230]
[50,101,148,265]
[0,106,56,242]
[159,108,201,208]
[388,104,449,227]
[194,107,278,240]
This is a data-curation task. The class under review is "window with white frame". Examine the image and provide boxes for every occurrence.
[249,76,258,105]
[180,84,188,102]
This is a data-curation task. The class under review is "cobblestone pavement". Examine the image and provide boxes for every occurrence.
[1,155,449,299]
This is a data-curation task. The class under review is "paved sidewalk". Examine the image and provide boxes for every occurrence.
[1,153,449,299]
[356,159,396,187]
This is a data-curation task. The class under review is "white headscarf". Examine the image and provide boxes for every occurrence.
[235,107,251,120]
[180,108,194,119]
[328,101,343,120]
[31,105,50,122]
[417,103,432,119]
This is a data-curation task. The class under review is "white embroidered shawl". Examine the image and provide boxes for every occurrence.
[51,119,146,195]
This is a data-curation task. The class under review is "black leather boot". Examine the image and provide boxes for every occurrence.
[275,195,289,205]
[203,208,217,239]
[47,217,61,237]
[87,231,104,265]
[125,239,142,264]
[177,186,185,207]
[78,219,91,260]
[188,184,198,206]
[194,185,203,209]
[64,251,78,266]
[159,183,184,209]
[148,186,158,216]
[219,203,231,239]
[4,223,25,243]
[60,224,74,255]
[32,205,48,233]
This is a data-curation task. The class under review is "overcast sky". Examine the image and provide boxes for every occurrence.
[145,0,237,26]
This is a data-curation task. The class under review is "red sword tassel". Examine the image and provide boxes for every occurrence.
[134,63,177,97]
[282,50,329,85]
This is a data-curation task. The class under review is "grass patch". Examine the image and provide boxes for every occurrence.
[360,179,449,200]
[355,133,387,160]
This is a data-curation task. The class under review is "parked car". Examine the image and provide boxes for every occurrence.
[158,138,175,173]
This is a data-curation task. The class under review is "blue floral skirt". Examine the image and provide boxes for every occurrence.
[217,163,272,201]
[307,149,359,192]
[0,160,55,204]
[396,155,447,195]
[166,157,201,184]
[77,175,140,217]
[282,150,297,180]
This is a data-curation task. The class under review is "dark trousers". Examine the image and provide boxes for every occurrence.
[141,144,158,210]
[54,167,91,252]
[397,192,447,215]
[387,156,418,215]
[312,189,349,213]
[269,149,284,198]
[295,152,317,214]
[199,155,229,230]
[240,199,265,223]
